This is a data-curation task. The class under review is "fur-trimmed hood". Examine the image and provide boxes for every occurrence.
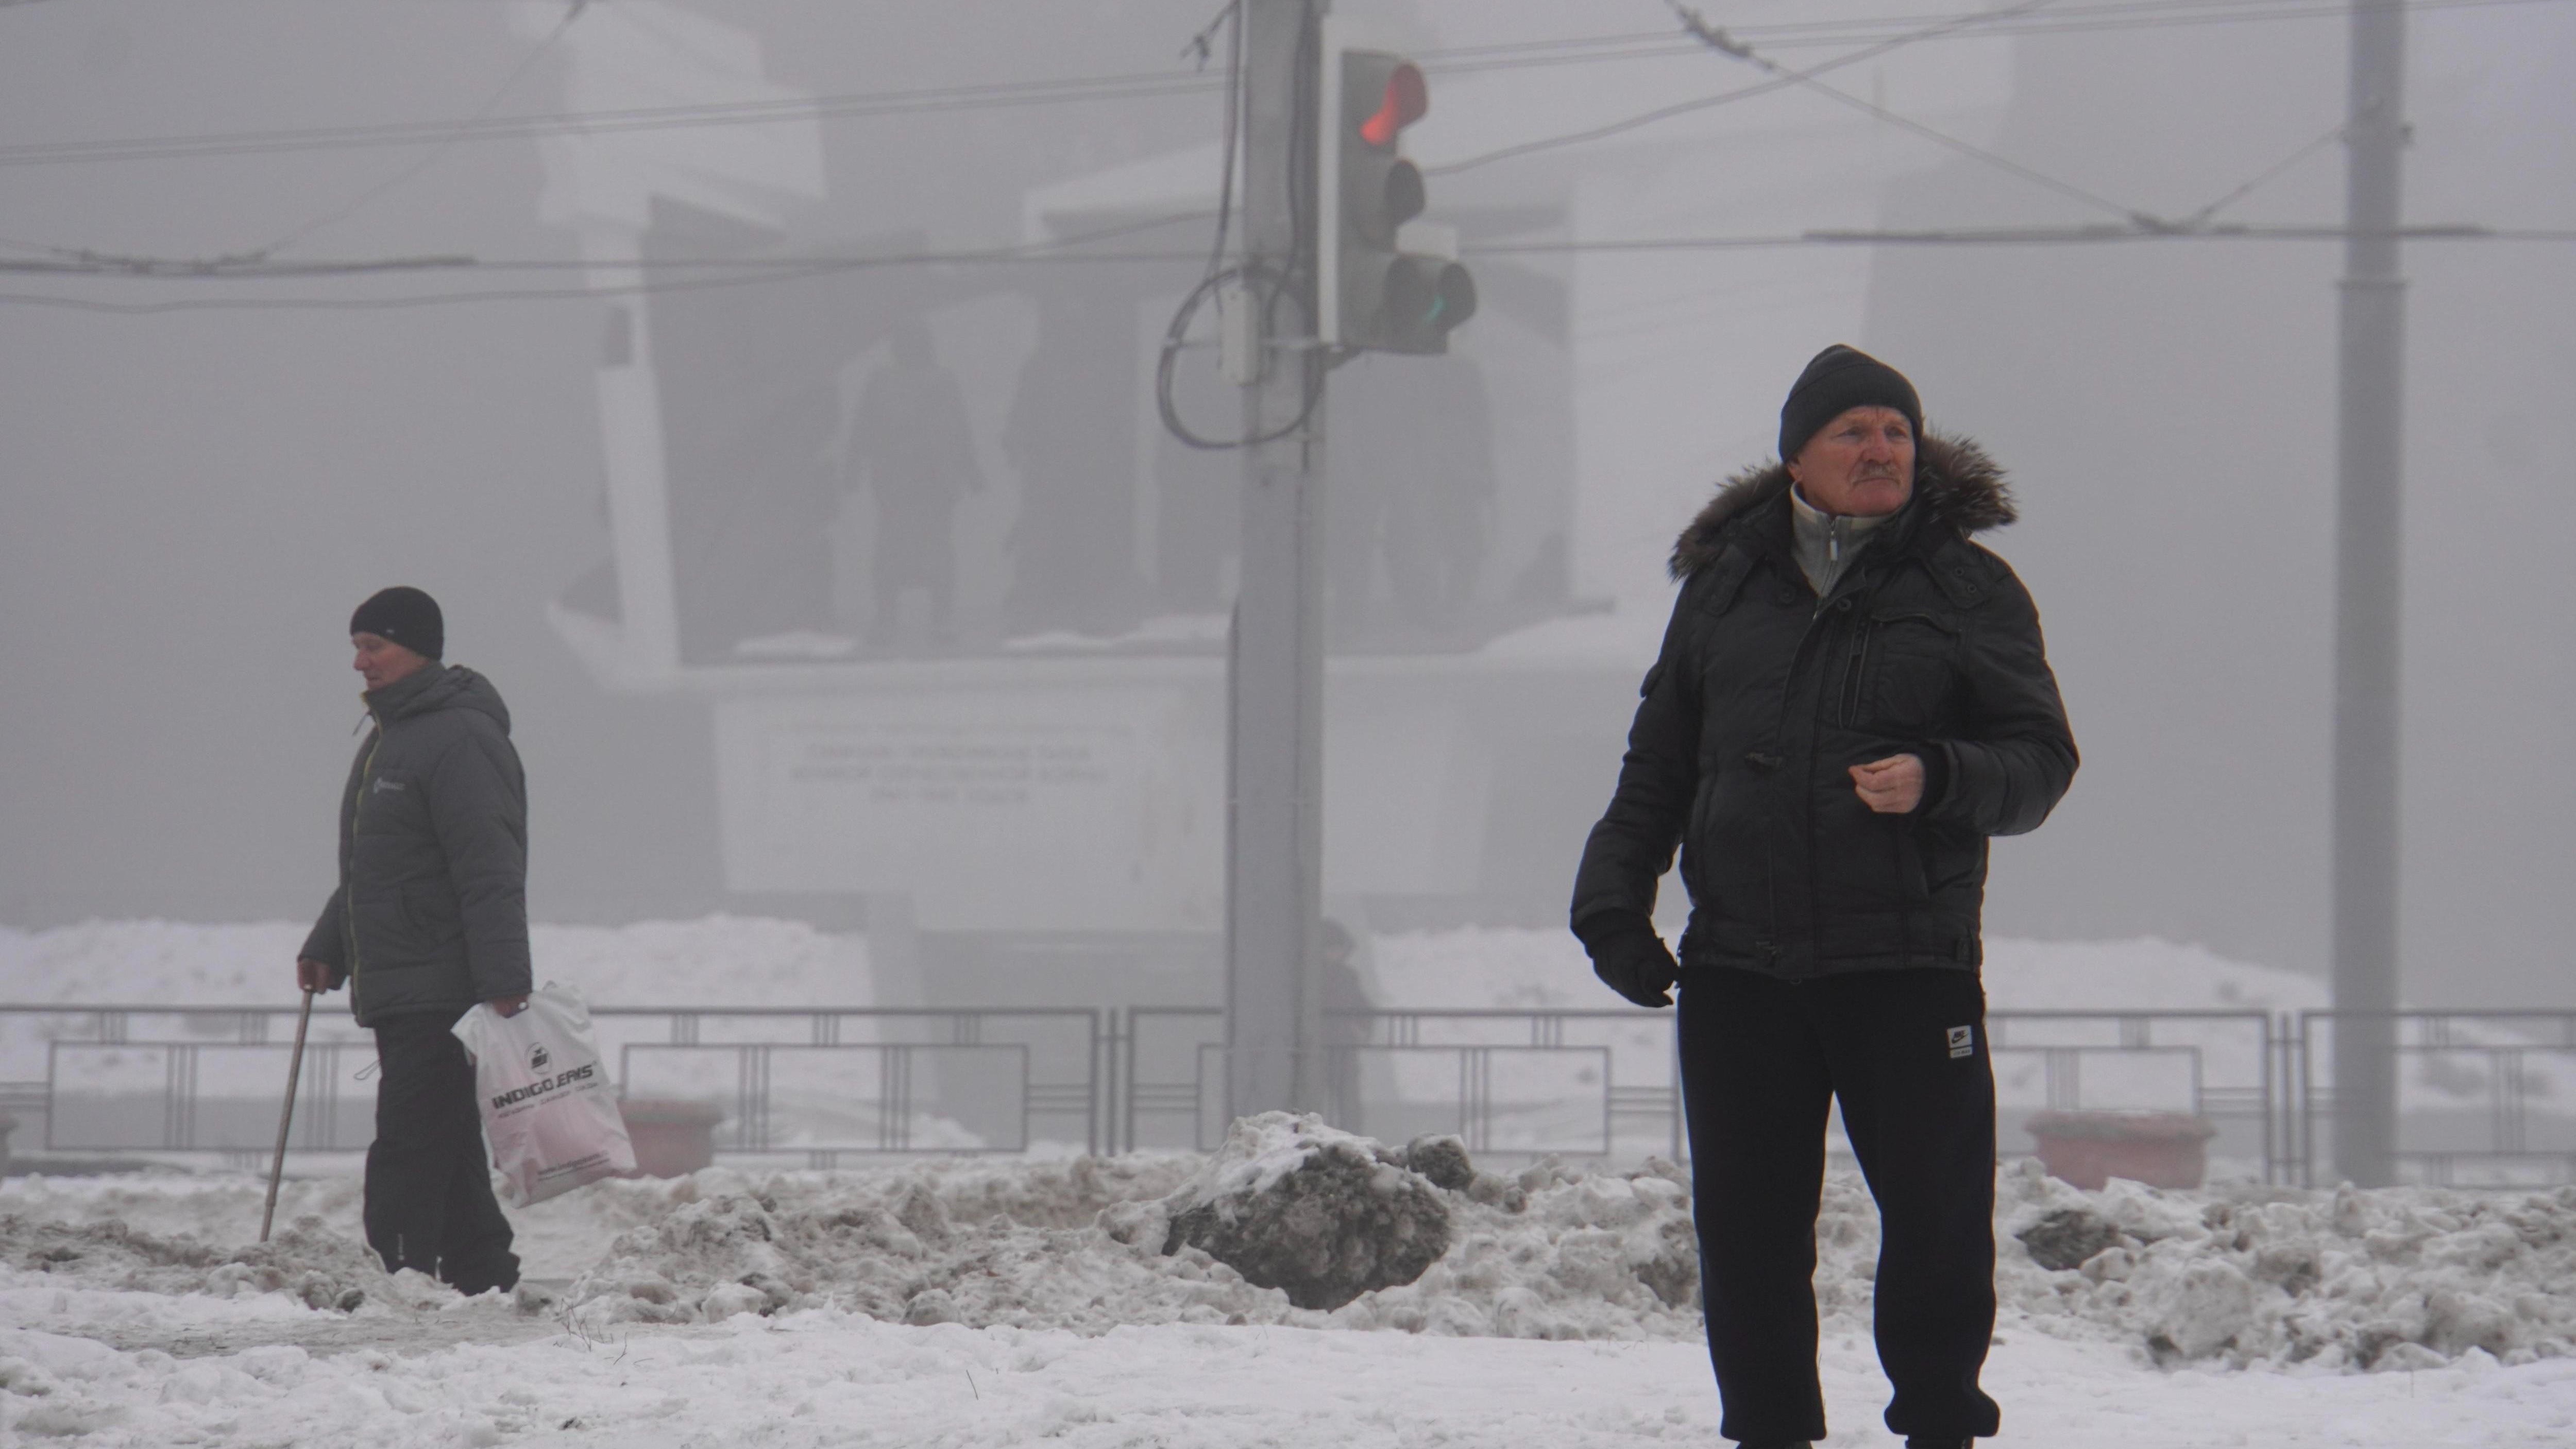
[1669,430,2014,580]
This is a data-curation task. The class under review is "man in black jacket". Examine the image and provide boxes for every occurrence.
[1571,347,2076,1449]
[295,586,527,1295]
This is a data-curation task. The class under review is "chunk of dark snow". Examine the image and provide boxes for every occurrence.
[1160,1113,1451,1311]
[2018,1206,2125,1272]
[1403,1134,1476,1192]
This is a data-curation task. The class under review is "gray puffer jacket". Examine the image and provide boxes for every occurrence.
[300,663,533,1026]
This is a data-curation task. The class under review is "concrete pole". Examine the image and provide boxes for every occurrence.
[2330,0,2406,1187]
[1226,0,1328,1121]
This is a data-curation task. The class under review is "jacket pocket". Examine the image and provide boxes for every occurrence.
[1865,608,1961,729]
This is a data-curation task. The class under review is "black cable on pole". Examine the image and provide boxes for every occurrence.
[1154,0,1324,452]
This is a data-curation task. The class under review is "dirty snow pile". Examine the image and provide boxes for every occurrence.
[0,1214,386,1314]
[561,1136,2576,1372]
[561,1120,1706,1342]
[1994,1161,2576,1370]
[8,1123,2575,1379]
[543,1118,2576,1374]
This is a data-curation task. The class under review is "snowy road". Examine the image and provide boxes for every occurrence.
[8,1308,2575,1447]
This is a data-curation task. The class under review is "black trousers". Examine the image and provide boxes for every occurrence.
[1679,966,2001,1446]
[365,1009,519,1294]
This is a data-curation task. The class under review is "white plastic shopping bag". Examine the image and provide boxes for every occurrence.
[452,984,636,1206]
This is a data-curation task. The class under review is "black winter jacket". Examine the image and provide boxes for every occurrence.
[1571,434,2076,980]
[300,663,534,1026]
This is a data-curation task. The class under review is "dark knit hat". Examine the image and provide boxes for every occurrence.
[349,586,444,660]
[1778,344,1923,462]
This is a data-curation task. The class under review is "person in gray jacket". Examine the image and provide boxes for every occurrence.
[295,586,527,1294]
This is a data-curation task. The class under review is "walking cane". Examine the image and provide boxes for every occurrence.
[260,987,317,1244]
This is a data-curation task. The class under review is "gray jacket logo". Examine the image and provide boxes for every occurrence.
[370,776,408,795]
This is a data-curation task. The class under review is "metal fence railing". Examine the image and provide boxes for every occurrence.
[1986,1010,2282,1183]
[1118,1008,1685,1164]
[2295,1011,2576,1187]
[10,1001,2576,1188]
[1,1004,1102,1169]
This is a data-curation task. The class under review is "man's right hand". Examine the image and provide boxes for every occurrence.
[295,957,336,995]
[1583,922,1679,1009]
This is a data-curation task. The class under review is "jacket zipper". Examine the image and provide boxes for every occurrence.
[1839,618,1873,725]
[348,723,383,981]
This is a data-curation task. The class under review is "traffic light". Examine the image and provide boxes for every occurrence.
[1316,24,1476,355]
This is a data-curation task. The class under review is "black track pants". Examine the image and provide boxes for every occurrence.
[1677,966,2001,1446]
[364,1009,520,1295]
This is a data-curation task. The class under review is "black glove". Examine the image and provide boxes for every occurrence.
[1577,913,1677,1008]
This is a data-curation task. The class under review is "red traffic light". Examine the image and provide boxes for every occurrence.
[1358,63,1427,147]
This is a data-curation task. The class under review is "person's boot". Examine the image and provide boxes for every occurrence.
[439,1248,521,1298]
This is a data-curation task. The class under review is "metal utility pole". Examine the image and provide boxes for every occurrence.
[1226,0,1329,1120]
[2330,0,2407,1187]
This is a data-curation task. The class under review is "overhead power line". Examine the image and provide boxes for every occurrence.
[250,0,589,257]
[0,70,1227,172]
[1431,0,2061,176]
[0,252,473,278]
[1668,0,2147,226]
[5,223,2568,314]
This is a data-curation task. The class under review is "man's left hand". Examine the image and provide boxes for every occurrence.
[488,995,530,1018]
[1851,754,1925,814]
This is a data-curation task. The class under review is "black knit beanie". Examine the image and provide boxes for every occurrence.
[349,586,444,660]
[1778,344,1923,462]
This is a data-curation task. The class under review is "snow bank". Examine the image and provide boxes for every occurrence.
[1995,1161,2576,1371]
[1,1213,391,1314]
[554,1151,2576,1371]
[7,1143,2575,1377]
[553,1142,1707,1341]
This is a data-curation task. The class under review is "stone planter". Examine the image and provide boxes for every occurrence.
[2024,1110,2217,1190]
[617,1098,726,1179]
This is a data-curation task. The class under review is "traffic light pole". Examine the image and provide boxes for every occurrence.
[2330,0,2407,1187]
[1226,0,1329,1121]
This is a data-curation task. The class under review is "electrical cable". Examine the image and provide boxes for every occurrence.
[1196,2,1243,285]
[1668,0,2147,227]
[1427,0,2060,177]
[0,253,473,277]
[7,224,2570,313]
[2173,118,2354,229]
[1154,0,1325,452]
[249,0,589,257]
[0,69,1225,172]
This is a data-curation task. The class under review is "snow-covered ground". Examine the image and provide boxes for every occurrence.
[6,1149,2576,1445]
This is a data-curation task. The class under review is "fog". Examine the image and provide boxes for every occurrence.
[3,0,2571,1009]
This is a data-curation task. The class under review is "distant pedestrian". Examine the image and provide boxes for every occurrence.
[295,587,527,1295]
[1571,346,2077,1449]
[847,321,984,644]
